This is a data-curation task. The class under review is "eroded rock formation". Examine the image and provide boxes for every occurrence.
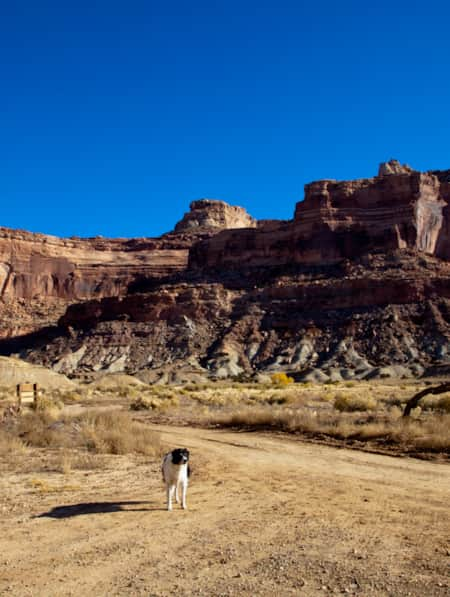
[189,166,447,270]
[175,199,256,232]
[3,162,450,382]
[0,200,254,336]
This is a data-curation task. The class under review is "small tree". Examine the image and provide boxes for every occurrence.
[271,372,294,386]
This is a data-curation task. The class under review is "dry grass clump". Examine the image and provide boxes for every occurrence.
[113,385,140,399]
[44,387,91,404]
[419,393,450,414]
[32,395,64,413]
[0,385,15,401]
[182,383,305,408]
[10,408,161,456]
[205,404,450,454]
[334,392,377,412]
[437,395,450,413]
[0,431,27,457]
[130,394,180,411]
[17,410,69,448]
[75,411,162,456]
[129,385,181,410]
[208,406,321,434]
[389,415,450,451]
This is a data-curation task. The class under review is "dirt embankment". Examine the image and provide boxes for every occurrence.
[1,425,449,596]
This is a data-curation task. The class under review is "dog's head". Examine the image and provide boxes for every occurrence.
[171,448,190,465]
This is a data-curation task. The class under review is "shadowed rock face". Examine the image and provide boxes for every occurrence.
[4,162,450,381]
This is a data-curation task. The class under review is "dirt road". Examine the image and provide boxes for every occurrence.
[1,425,449,596]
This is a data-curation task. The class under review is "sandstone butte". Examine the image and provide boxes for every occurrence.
[2,159,450,383]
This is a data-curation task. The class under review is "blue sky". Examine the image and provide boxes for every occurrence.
[1,1,449,238]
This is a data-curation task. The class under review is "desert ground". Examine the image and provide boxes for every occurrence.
[1,414,449,597]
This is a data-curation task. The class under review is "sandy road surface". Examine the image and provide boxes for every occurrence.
[1,425,449,596]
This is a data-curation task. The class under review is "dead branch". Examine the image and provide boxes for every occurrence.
[403,382,450,417]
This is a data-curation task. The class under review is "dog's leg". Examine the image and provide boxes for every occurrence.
[175,481,180,504]
[167,484,175,511]
[181,480,187,510]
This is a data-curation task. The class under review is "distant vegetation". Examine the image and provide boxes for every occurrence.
[1,378,449,470]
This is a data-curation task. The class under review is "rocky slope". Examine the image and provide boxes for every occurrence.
[3,161,450,382]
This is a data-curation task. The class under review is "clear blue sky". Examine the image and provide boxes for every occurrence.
[1,1,449,238]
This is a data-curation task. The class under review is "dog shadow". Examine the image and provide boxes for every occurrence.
[35,500,165,519]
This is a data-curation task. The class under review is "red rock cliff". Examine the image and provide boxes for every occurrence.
[189,166,447,270]
[0,199,255,336]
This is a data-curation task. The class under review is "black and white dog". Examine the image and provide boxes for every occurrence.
[161,448,190,511]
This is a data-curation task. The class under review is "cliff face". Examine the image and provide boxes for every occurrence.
[0,229,188,301]
[189,168,447,270]
[0,200,254,336]
[19,252,450,383]
[4,161,450,382]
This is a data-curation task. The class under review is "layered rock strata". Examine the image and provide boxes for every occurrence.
[0,200,254,336]
[189,169,447,270]
[18,252,450,382]
[4,162,450,382]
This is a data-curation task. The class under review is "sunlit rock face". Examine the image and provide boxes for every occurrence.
[4,162,450,383]
[0,199,254,336]
[174,199,256,232]
[189,164,447,271]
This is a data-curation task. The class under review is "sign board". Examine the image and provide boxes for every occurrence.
[16,383,40,406]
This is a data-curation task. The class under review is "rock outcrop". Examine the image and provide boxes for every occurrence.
[174,199,256,232]
[3,161,450,382]
[189,168,446,270]
[378,159,414,176]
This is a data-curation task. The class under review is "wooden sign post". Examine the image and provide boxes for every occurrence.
[16,383,40,407]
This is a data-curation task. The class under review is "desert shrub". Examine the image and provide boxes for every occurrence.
[205,405,450,453]
[130,396,154,410]
[271,372,294,386]
[185,383,210,392]
[419,394,450,414]
[437,395,450,413]
[17,410,68,448]
[333,393,377,412]
[389,415,450,451]
[32,395,64,413]
[58,390,85,402]
[0,432,26,456]
[116,385,140,399]
[79,411,161,456]
[382,394,405,408]
[13,408,162,456]
[266,393,290,405]
[0,386,14,401]
[130,393,180,411]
